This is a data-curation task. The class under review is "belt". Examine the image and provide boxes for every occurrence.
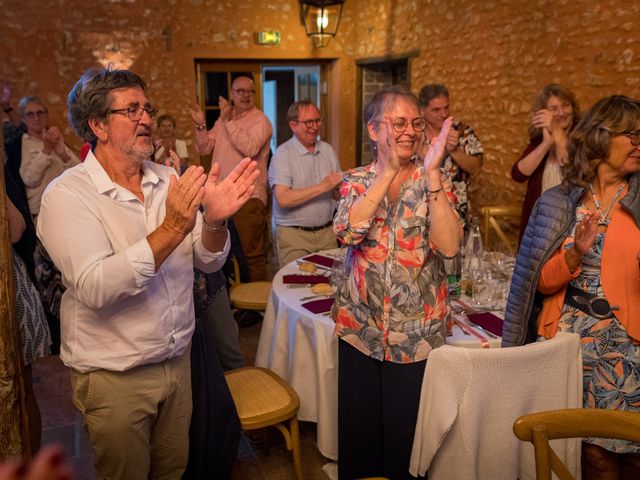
[564,283,619,320]
[286,220,333,232]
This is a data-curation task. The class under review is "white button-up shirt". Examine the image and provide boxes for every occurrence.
[37,151,229,373]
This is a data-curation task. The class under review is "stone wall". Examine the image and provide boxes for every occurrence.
[345,0,640,212]
[2,0,639,218]
[0,0,357,165]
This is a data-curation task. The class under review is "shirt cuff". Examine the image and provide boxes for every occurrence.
[125,238,157,288]
[194,231,231,272]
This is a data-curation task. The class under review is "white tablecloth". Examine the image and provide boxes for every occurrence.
[255,252,503,460]
[255,251,340,459]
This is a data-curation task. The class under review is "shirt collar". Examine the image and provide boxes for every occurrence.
[84,149,161,198]
[291,135,320,156]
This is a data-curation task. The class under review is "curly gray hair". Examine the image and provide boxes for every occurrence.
[67,68,147,148]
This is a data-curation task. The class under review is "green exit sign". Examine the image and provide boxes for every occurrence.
[257,31,281,45]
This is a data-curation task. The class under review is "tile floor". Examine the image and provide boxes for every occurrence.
[33,317,332,479]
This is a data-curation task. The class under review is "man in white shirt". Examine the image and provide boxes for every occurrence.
[268,101,342,266]
[37,68,259,480]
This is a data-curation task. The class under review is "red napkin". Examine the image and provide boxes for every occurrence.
[302,298,334,314]
[303,254,336,268]
[283,274,330,284]
[467,312,503,336]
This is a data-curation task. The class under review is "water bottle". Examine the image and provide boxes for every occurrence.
[444,254,462,299]
[461,219,483,296]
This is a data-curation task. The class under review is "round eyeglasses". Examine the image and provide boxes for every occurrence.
[625,130,640,146]
[232,89,256,96]
[296,118,323,129]
[24,110,48,119]
[391,117,427,133]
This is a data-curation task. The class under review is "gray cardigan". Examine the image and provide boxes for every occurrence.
[501,173,640,347]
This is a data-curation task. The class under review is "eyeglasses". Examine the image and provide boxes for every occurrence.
[391,117,426,133]
[108,106,158,121]
[295,118,323,128]
[232,89,256,96]
[625,130,640,146]
[24,110,48,119]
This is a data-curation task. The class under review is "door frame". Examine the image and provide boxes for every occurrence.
[195,59,333,168]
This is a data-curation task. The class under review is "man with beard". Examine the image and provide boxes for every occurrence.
[191,76,272,281]
[37,68,259,479]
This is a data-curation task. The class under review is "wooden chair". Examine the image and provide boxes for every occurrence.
[224,367,303,479]
[227,255,272,312]
[513,408,640,480]
[479,205,521,253]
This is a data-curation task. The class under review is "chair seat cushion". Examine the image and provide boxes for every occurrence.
[229,281,271,310]
[225,367,300,430]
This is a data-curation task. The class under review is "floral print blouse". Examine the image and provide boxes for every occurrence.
[331,162,458,364]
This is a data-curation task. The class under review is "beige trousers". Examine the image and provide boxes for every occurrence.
[276,225,338,268]
[69,346,192,480]
[233,198,269,281]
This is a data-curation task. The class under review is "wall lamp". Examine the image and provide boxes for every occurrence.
[299,0,345,48]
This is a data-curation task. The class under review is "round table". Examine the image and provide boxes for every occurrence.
[255,251,503,461]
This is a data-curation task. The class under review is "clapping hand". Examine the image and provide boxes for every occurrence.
[218,97,232,122]
[532,109,562,141]
[189,104,206,127]
[43,126,67,157]
[445,125,460,153]
[201,157,259,224]
[322,171,343,192]
[163,165,207,236]
[382,118,402,172]
[573,211,601,255]
[417,132,430,160]
[164,149,181,173]
[423,117,453,174]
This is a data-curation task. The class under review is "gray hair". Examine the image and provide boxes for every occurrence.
[417,83,449,107]
[287,100,318,122]
[364,84,420,127]
[18,96,47,117]
[67,68,147,148]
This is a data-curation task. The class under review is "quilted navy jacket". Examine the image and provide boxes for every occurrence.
[501,173,640,347]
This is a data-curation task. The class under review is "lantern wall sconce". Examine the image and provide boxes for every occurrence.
[299,0,345,48]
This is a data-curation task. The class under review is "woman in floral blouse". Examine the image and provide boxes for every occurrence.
[332,85,463,479]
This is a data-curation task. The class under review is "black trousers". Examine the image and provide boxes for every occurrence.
[338,340,427,480]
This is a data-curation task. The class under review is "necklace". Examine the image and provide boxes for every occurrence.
[589,182,626,226]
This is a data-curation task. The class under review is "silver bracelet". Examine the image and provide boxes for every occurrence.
[202,217,227,233]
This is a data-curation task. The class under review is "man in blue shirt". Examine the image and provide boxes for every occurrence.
[268,101,342,266]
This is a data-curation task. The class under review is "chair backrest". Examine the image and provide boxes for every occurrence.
[480,205,521,253]
[227,254,272,312]
[409,333,583,480]
[513,408,640,480]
